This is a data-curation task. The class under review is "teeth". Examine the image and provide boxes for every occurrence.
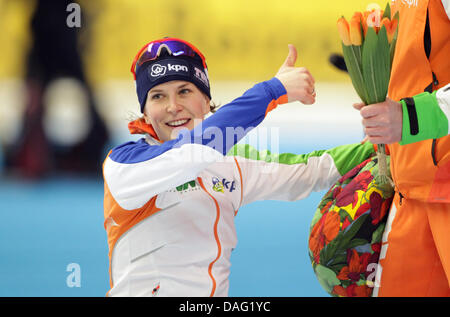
[167,119,189,127]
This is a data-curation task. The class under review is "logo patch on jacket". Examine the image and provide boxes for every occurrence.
[212,177,236,193]
[176,180,198,192]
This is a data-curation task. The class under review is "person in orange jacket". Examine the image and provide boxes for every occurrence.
[353,0,450,296]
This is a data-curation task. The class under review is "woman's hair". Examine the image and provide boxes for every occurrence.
[209,100,219,113]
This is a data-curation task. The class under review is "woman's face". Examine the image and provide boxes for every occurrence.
[143,80,210,142]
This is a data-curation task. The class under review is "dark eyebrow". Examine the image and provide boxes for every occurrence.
[177,83,192,89]
[149,82,192,94]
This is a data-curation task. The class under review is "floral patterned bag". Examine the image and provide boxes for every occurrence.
[308,155,394,297]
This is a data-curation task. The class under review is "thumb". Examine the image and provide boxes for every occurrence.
[352,102,365,110]
[282,44,297,68]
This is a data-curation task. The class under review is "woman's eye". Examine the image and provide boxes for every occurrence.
[151,94,162,100]
[179,88,191,95]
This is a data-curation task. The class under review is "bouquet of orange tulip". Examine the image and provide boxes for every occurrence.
[337,2,399,185]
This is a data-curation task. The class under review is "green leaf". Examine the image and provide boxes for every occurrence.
[393,10,400,23]
[356,278,367,286]
[390,38,397,66]
[341,279,352,288]
[390,11,400,65]
[371,222,386,244]
[314,264,341,294]
[328,252,348,273]
[341,213,369,246]
[317,190,333,211]
[361,27,390,104]
[310,209,323,231]
[361,27,379,104]
[342,44,369,103]
[383,2,391,19]
[330,252,347,265]
[319,214,369,267]
[328,263,346,275]
[347,238,369,249]
[376,26,391,97]
[338,207,351,221]
[320,233,342,265]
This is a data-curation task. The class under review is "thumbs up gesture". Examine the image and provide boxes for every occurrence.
[275,44,316,105]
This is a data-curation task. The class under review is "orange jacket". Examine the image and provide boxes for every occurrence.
[387,0,450,284]
[388,0,450,203]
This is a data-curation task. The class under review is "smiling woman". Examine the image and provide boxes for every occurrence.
[102,37,375,297]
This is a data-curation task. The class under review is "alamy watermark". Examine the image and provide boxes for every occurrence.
[66,263,81,288]
[169,120,281,173]
[66,3,81,28]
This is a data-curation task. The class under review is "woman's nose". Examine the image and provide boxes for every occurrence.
[166,98,183,114]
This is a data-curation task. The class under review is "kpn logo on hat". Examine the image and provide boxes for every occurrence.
[136,56,211,112]
[149,61,189,79]
[149,64,167,77]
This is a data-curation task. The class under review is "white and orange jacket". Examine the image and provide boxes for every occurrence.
[102,78,375,297]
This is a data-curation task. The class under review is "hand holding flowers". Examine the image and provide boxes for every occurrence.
[337,2,399,185]
[353,98,402,145]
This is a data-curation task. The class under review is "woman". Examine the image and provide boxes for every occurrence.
[102,37,374,296]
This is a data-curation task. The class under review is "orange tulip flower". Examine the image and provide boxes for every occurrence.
[381,17,398,43]
[360,13,369,36]
[337,17,351,46]
[349,15,362,45]
[352,11,363,21]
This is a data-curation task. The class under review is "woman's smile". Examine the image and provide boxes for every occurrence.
[166,118,191,128]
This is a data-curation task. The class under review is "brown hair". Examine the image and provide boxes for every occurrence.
[209,100,219,113]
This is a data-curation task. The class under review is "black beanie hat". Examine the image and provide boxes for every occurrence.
[135,49,211,113]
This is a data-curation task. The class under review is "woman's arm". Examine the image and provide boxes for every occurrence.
[104,44,316,210]
[103,78,288,210]
[228,142,375,207]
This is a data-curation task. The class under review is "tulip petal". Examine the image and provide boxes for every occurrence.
[337,17,351,46]
[349,17,362,46]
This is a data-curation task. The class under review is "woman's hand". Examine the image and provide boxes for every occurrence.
[275,44,316,105]
[353,98,403,144]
